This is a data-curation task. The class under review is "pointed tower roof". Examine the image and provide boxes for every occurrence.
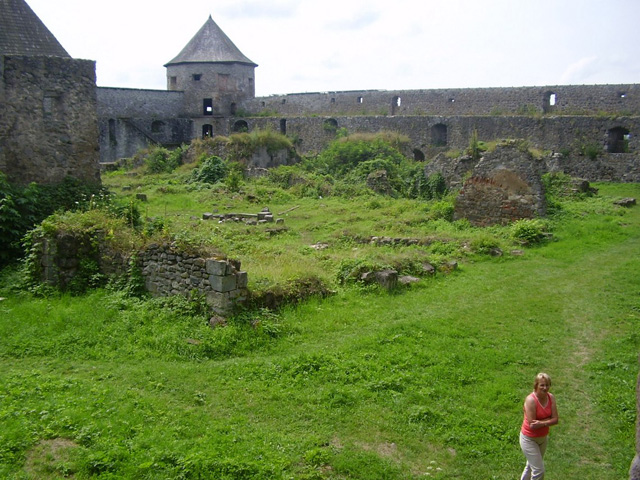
[0,0,70,57]
[165,15,257,67]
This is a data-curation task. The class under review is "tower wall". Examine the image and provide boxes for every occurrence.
[0,55,100,185]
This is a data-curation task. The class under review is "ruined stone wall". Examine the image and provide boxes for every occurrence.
[98,117,193,163]
[247,84,640,117]
[140,244,248,315]
[452,144,547,226]
[38,235,248,315]
[0,55,100,185]
[232,115,640,182]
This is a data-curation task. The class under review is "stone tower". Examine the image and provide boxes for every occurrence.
[0,0,99,185]
[165,16,257,138]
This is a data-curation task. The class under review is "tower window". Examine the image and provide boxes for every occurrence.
[202,124,213,138]
[203,98,213,116]
[169,76,177,89]
[543,91,557,113]
[192,74,202,81]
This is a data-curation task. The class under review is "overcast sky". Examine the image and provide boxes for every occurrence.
[26,0,640,97]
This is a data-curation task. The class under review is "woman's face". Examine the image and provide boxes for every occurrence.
[535,379,550,395]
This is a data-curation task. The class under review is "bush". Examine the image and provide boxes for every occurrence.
[0,174,104,266]
[146,146,184,174]
[314,132,408,176]
[190,155,227,184]
[510,219,548,245]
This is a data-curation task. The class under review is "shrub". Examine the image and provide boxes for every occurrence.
[510,219,548,245]
[314,132,408,176]
[146,145,184,174]
[0,174,104,266]
[190,155,227,184]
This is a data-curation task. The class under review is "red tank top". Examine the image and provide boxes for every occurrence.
[521,392,552,437]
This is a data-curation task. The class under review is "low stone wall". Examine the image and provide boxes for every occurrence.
[38,234,248,315]
[139,244,247,315]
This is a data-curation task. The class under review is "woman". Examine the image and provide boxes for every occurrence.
[520,372,559,480]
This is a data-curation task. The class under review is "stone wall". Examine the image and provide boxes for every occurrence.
[97,87,185,118]
[0,55,100,185]
[38,234,248,316]
[140,244,248,315]
[247,84,640,117]
[240,115,640,182]
[451,144,547,226]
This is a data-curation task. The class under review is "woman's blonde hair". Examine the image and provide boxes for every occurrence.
[534,372,551,390]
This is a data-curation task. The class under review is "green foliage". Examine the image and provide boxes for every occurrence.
[189,155,228,184]
[225,162,245,192]
[226,129,295,160]
[145,145,184,174]
[314,132,408,177]
[510,218,549,245]
[467,128,487,160]
[0,174,104,266]
[1,181,640,479]
[578,141,603,160]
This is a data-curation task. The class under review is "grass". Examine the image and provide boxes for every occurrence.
[0,182,638,478]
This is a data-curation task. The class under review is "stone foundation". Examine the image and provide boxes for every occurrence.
[38,235,248,315]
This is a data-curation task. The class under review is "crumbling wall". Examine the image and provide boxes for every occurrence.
[241,115,640,182]
[452,144,547,226]
[38,235,248,315]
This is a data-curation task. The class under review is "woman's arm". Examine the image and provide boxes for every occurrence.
[544,393,559,427]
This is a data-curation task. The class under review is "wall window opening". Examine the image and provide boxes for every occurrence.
[192,74,202,81]
[430,123,448,146]
[281,98,286,105]
[607,126,630,153]
[230,103,237,115]
[108,119,116,145]
[543,91,557,113]
[203,98,213,115]
[233,120,249,133]
[391,96,401,115]
[43,96,54,115]
[151,120,165,133]
[323,118,338,134]
[202,124,213,138]
[619,92,626,98]
[413,149,425,161]
[357,96,363,104]
[280,119,287,135]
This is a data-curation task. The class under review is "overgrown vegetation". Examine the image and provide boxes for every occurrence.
[1,131,638,478]
[0,174,105,266]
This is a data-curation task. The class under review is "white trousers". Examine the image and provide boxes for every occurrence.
[520,432,548,480]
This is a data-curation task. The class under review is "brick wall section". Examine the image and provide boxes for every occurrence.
[0,55,100,185]
[38,235,248,316]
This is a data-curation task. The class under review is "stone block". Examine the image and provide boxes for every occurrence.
[206,259,228,275]
[236,271,248,289]
[206,291,233,314]
[209,274,237,292]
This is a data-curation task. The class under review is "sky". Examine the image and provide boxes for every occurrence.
[25,0,640,97]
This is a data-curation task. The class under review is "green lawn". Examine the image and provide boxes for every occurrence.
[0,183,638,479]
